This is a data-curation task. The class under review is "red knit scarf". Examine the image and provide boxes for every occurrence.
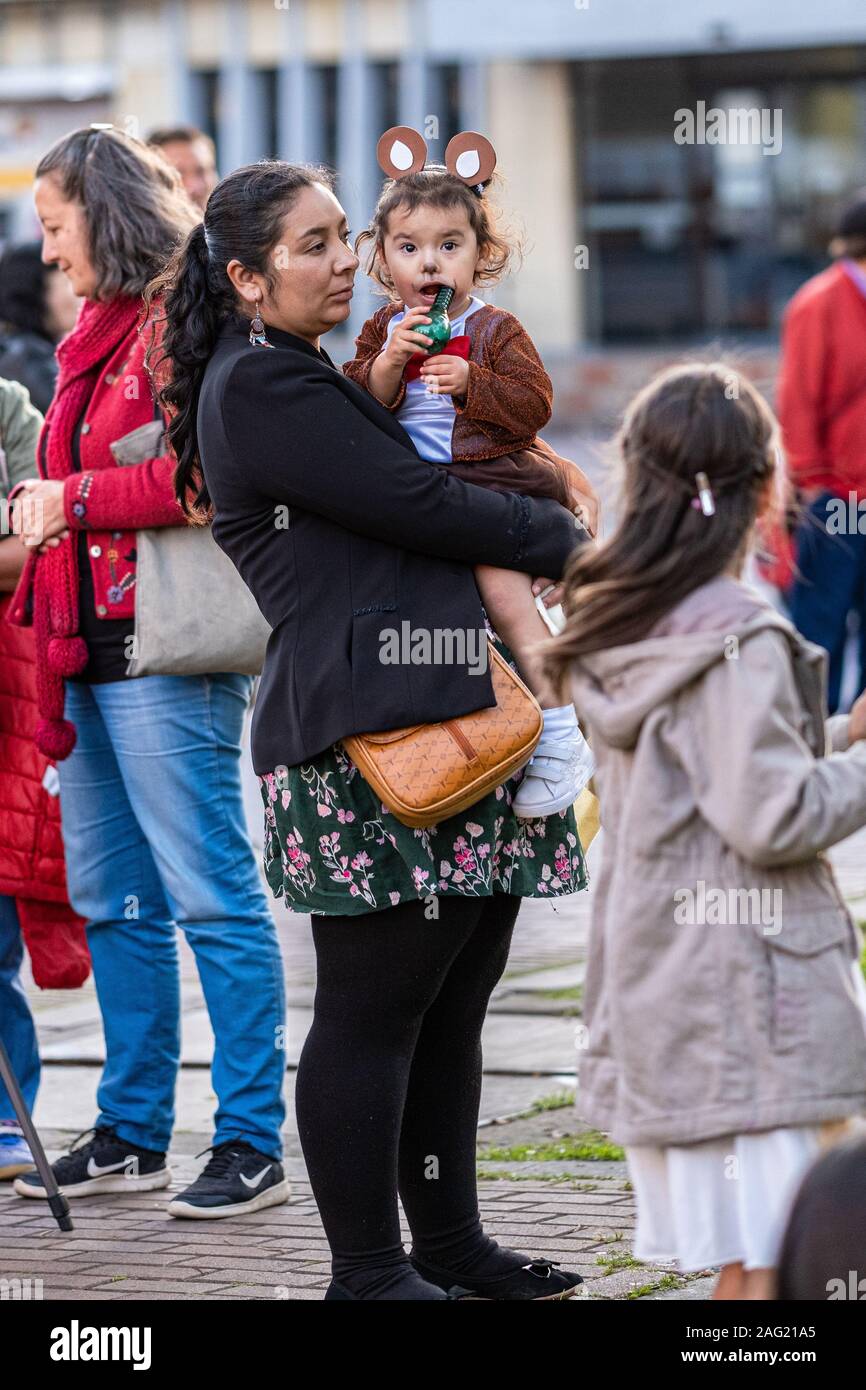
[10,294,141,759]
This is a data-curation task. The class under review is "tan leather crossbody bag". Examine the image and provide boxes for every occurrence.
[341,642,542,828]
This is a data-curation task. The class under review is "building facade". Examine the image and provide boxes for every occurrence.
[0,0,864,356]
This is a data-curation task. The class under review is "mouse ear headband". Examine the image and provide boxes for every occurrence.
[375,126,497,195]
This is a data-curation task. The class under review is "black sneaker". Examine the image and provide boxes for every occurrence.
[13,1125,170,1199]
[167,1139,290,1219]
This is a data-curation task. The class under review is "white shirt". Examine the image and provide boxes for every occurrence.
[384,295,485,463]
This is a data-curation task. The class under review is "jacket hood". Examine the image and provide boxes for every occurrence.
[570,576,798,750]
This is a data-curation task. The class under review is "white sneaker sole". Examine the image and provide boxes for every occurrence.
[167,1177,291,1219]
[513,766,595,819]
[13,1167,172,1199]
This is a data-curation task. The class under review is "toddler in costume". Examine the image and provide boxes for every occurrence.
[549,362,866,1299]
[345,127,596,818]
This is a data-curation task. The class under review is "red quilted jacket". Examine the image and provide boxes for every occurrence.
[0,590,89,987]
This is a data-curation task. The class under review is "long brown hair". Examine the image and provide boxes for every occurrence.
[35,125,198,301]
[355,166,518,297]
[543,362,779,689]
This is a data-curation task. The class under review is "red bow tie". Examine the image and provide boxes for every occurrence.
[403,334,471,383]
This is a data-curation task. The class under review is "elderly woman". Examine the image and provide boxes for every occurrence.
[154,160,589,1299]
[9,127,289,1219]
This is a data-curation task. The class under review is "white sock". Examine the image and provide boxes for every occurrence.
[540,703,579,739]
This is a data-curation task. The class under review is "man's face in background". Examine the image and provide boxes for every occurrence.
[158,136,218,211]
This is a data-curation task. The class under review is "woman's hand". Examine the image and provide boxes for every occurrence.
[383,305,434,368]
[532,577,565,608]
[11,479,70,552]
[420,354,470,399]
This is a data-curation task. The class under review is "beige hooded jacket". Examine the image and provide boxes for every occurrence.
[570,574,866,1146]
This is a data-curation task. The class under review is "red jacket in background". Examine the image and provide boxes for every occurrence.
[758,261,866,591]
[777,260,866,496]
[0,592,89,988]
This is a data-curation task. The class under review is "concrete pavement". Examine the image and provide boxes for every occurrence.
[3,818,865,1300]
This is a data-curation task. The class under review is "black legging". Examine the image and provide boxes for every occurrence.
[295,892,523,1297]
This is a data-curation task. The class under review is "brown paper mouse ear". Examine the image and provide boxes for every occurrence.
[444,131,497,188]
[376,126,428,179]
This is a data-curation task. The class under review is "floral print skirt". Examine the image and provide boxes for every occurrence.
[258,672,588,917]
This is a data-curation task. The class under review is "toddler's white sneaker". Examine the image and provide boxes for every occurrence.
[512,723,594,819]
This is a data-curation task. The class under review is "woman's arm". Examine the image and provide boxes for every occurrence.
[62,455,186,533]
[221,354,583,578]
[61,317,187,533]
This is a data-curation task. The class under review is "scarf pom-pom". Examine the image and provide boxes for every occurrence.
[36,718,77,761]
[47,635,89,676]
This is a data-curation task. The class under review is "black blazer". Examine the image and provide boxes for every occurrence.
[197,316,583,774]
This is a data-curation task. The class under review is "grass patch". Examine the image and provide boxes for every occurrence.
[519,1091,575,1115]
[626,1273,683,1299]
[477,1129,625,1162]
[596,1253,642,1275]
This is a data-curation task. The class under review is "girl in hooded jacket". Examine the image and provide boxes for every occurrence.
[546,361,866,1300]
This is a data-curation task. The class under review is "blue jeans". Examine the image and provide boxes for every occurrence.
[58,674,286,1158]
[788,490,866,713]
[0,894,40,1119]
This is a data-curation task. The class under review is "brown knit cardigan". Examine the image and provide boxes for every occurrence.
[343,301,589,511]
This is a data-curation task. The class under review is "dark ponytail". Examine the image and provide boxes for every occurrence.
[145,160,334,518]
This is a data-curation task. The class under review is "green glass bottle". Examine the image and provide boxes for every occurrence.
[421,286,454,355]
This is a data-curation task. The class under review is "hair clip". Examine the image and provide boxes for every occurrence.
[692,471,716,516]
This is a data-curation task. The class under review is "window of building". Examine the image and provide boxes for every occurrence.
[575,48,866,343]
[258,67,278,159]
[318,64,338,171]
[191,68,219,150]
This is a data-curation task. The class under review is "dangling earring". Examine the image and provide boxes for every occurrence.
[249,295,272,348]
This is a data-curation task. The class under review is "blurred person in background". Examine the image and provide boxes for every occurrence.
[0,242,79,413]
[776,1133,866,1299]
[7,125,288,1220]
[775,191,866,712]
[148,125,218,212]
[0,377,89,1181]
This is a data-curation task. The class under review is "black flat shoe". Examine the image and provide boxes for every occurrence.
[409,1254,585,1301]
[324,1277,472,1301]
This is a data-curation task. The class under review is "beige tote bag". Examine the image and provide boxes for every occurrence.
[110,418,271,678]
